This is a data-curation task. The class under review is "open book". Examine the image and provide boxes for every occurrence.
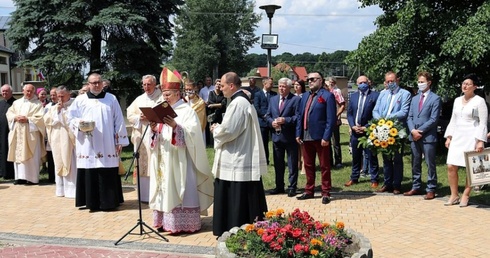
[139,101,177,123]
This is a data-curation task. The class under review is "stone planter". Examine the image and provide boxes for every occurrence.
[216,225,373,258]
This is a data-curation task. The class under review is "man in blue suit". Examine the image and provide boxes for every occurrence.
[404,71,441,200]
[254,78,277,165]
[266,78,301,197]
[345,75,380,188]
[373,71,411,194]
[295,72,337,204]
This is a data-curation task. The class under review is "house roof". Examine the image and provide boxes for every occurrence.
[256,67,268,77]
[0,45,13,54]
[0,16,11,31]
[292,66,308,80]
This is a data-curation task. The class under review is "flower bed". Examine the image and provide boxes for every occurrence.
[216,209,372,258]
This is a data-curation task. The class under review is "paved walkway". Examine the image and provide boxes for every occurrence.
[0,182,489,257]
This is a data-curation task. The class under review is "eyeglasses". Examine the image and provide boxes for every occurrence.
[358,81,368,84]
[307,77,321,82]
[462,82,474,86]
[89,81,101,85]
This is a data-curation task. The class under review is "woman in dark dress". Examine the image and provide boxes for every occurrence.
[207,79,227,124]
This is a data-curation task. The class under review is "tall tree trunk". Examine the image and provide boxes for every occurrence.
[89,26,102,74]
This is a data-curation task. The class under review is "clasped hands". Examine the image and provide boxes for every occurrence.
[351,125,366,134]
[272,117,285,130]
[15,115,28,123]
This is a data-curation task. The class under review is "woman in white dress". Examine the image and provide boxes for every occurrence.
[444,74,488,207]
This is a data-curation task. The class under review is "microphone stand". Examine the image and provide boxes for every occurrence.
[115,123,168,245]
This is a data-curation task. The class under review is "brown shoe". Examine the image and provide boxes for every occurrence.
[376,185,393,193]
[344,180,358,187]
[370,182,379,189]
[403,189,423,196]
[393,189,401,195]
[424,191,435,200]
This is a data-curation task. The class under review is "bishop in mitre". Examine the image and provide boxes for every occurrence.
[148,67,214,233]
[6,84,46,185]
[44,86,77,197]
[126,74,162,202]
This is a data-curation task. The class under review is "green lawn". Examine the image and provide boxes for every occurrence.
[119,125,489,206]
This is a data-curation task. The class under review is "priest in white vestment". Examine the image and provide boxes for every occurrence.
[148,68,213,233]
[126,75,162,203]
[45,86,77,198]
[6,84,46,185]
[211,72,268,237]
[67,73,129,211]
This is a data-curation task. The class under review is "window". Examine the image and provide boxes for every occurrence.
[25,73,32,81]
[0,73,6,85]
[0,56,6,65]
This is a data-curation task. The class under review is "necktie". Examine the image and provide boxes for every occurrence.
[279,97,285,113]
[384,93,393,117]
[356,93,365,125]
[303,93,316,130]
[418,93,425,112]
[265,92,269,100]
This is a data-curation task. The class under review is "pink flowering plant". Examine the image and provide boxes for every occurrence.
[225,208,352,257]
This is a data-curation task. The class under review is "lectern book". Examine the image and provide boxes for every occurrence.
[139,101,177,123]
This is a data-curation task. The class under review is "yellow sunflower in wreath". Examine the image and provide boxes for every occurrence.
[373,139,380,146]
[389,128,398,136]
[377,119,386,126]
[369,132,375,140]
[380,141,389,148]
[387,137,395,145]
[385,120,394,128]
[370,124,376,130]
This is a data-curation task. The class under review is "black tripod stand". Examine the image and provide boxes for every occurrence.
[115,124,168,245]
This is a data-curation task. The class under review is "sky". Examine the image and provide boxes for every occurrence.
[0,0,383,55]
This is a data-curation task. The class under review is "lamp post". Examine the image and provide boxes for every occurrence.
[259,4,281,78]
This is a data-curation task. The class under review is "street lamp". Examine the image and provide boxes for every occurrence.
[259,4,281,78]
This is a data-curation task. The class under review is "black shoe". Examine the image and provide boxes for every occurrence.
[296,193,314,200]
[157,226,164,232]
[269,188,285,195]
[322,196,331,204]
[14,179,26,185]
[287,189,297,197]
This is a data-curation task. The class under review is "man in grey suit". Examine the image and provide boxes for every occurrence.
[373,71,411,194]
[404,71,441,200]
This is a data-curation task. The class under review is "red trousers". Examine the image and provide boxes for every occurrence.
[302,140,332,196]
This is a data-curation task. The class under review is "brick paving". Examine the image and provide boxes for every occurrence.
[0,181,489,257]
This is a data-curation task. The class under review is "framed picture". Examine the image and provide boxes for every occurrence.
[464,148,490,186]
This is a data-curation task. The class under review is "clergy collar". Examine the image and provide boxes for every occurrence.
[87,91,107,99]
[146,88,161,99]
[230,90,251,103]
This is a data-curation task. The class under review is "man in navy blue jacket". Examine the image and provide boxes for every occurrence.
[254,78,276,165]
[266,78,301,197]
[295,72,337,204]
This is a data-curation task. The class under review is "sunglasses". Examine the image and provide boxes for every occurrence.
[307,77,321,82]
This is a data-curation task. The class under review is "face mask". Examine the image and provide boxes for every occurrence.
[418,83,428,91]
[388,82,397,91]
[358,83,369,93]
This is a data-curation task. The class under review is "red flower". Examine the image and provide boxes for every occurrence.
[317,96,326,103]
[292,228,302,238]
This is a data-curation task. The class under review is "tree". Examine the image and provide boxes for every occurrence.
[6,0,182,98]
[171,0,260,82]
[346,0,490,96]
